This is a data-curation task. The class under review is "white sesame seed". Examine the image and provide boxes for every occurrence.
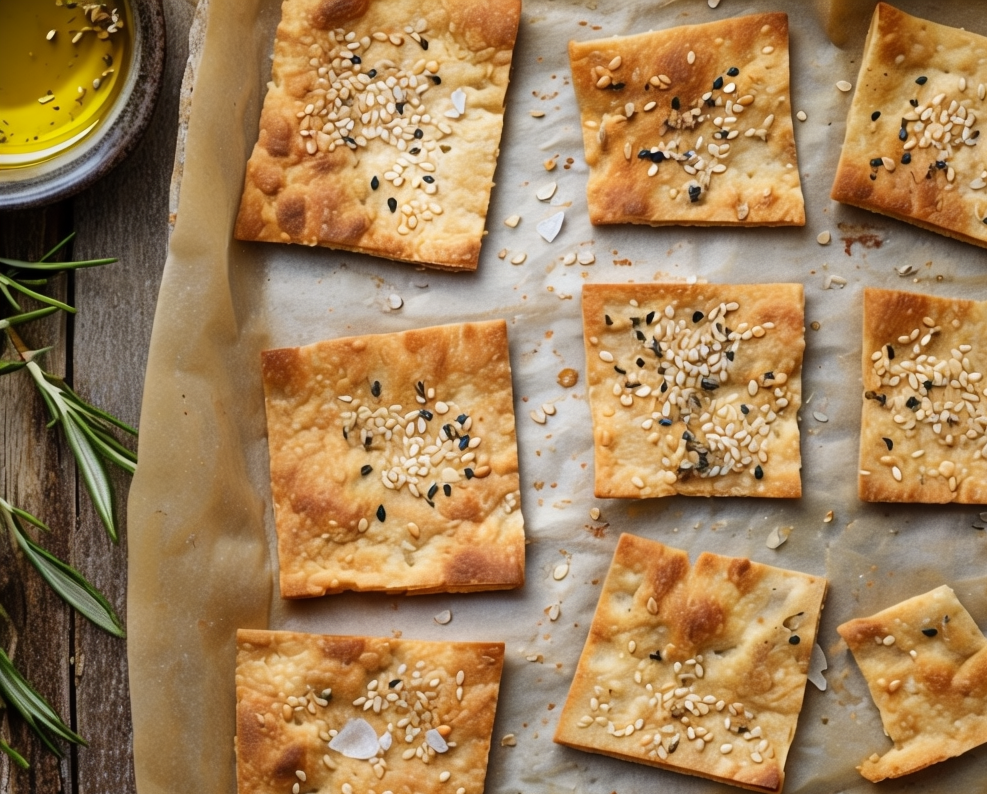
[687,50,696,65]
[817,230,831,245]
[599,350,614,362]
[836,80,852,92]
[608,55,622,71]
[553,562,569,580]
[434,610,452,624]
[892,466,902,482]
[796,110,807,121]
[883,635,896,646]
[721,743,733,754]
[510,253,527,265]
[748,380,758,396]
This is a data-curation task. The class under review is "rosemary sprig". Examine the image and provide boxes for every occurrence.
[0,232,115,315]
[0,498,125,637]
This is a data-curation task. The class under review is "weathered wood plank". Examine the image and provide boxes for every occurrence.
[0,204,76,794]
[69,0,197,790]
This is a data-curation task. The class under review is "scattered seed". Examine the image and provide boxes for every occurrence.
[548,603,561,621]
[836,80,852,92]
[577,251,595,265]
[530,409,547,424]
[823,510,834,523]
[553,562,569,580]
[501,734,517,747]
[589,507,601,520]
[796,110,807,122]
[387,293,403,310]
[504,214,521,228]
[817,230,831,245]
[766,525,792,549]
[434,610,452,625]
[510,252,527,265]
[812,411,828,423]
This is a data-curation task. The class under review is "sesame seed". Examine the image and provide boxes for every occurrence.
[796,110,807,122]
[817,230,831,245]
[836,80,852,92]
[883,635,896,646]
[553,562,569,580]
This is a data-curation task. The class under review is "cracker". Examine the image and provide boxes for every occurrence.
[582,282,804,499]
[837,585,987,781]
[859,287,987,503]
[261,320,524,597]
[568,13,804,227]
[831,3,987,249]
[236,629,505,794]
[554,534,827,793]
[234,0,521,271]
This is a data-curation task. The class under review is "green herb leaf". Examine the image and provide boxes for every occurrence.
[0,648,86,755]
[62,412,118,542]
[9,524,125,637]
[0,736,30,769]
[0,360,27,376]
[0,307,60,329]
[0,273,75,314]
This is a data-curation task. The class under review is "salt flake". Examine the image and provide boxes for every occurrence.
[808,643,828,691]
[425,728,449,753]
[766,525,792,549]
[328,718,379,759]
[378,732,393,751]
[451,88,466,115]
[537,211,564,242]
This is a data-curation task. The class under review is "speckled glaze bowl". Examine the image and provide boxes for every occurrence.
[0,0,166,210]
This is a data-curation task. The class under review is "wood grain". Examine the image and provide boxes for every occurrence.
[0,0,196,790]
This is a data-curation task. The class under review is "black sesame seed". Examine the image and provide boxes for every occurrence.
[371,380,381,397]
[614,366,626,375]
[692,310,704,323]
[650,650,662,661]
[376,504,386,521]
[606,82,626,90]
[887,345,895,360]
[371,175,380,190]
[645,311,656,324]
[605,314,613,325]
[387,197,397,213]
[683,431,694,442]
[396,102,405,115]
[342,428,348,440]
[367,69,377,78]
[361,465,373,476]
[705,97,716,107]
[636,358,645,368]
[443,484,452,497]
[671,96,680,110]
[870,174,877,181]
[422,175,435,184]
[906,396,920,410]
[726,350,735,361]
[416,381,426,396]
[388,679,401,688]
[899,126,907,141]
[631,316,641,327]
[922,628,938,637]
[727,67,739,76]
[431,75,441,84]
[351,55,362,65]
[936,160,947,169]
[688,185,701,202]
[408,147,420,156]
[459,436,470,450]
[638,149,651,159]
[740,404,749,415]
[882,437,893,450]
[973,130,981,140]
[650,150,666,164]
[428,483,438,500]
[419,409,433,420]
[788,635,800,645]
[902,152,912,165]
[923,379,933,390]
[909,98,918,107]
[635,330,646,341]
[343,136,357,145]
[465,468,474,479]
[754,465,764,480]
[419,36,428,49]
[764,371,775,381]
[871,111,881,121]
[457,414,468,425]
[870,157,884,167]
[414,128,424,139]
[660,381,668,393]
[701,377,719,391]
[659,418,673,426]
[713,76,724,90]
[916,75,928,84]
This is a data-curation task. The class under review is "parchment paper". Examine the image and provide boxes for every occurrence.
[129,1,987,792]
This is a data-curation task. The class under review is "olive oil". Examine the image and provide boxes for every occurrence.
[0,0,131,168]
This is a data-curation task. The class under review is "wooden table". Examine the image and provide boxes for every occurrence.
[0,1,195,790]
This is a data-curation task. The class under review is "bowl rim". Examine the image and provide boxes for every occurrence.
[0,0,167,211]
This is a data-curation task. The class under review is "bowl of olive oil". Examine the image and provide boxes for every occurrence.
[0,0,165,209]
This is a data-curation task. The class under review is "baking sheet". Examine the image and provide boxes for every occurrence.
[129,1,987,792]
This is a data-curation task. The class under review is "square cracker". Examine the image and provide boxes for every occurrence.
[568,13,804,227]
[859,287,987,503]
[831,4,987,249]
[236,629,505,794]
[234,0,521,271]
[261,320,525,597]
[582,282,804,499]
[554,534,827,793]
[837,585,987,781]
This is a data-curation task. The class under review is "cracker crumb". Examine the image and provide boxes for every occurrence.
[530,110,545,118]
[544,158,557,171]
[504,214,521,228]
[536,182,558,201]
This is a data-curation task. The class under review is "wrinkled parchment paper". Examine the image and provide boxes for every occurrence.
[129,1,987,792]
